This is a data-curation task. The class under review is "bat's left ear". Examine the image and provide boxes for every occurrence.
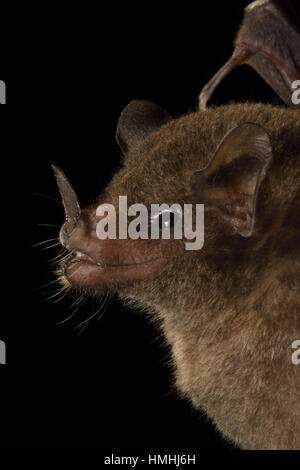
[116,99,172,154]
[190,123,273,237]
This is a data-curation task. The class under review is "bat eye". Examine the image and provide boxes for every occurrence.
[151,209,182,237]
[158,212,175,232]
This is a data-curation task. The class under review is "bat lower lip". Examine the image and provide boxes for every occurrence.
[64,256,164,287]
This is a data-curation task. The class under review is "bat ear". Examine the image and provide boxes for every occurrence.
[190,123,273,237]
[116,99,172,154]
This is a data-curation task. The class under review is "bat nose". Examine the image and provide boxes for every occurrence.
[59,208,103,258]
[59,220,78,249]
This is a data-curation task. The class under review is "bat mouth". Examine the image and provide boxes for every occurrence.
[62,250,164,287]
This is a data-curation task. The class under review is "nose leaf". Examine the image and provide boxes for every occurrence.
[52,165,81,225]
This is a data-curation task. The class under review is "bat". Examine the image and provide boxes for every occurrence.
[199,0,300,109]
[51,0,300,450]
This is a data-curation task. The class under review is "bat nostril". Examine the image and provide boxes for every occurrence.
[59,215,93,254]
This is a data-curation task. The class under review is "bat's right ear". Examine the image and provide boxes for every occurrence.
[190,123,273,237]
[116,100,172,154]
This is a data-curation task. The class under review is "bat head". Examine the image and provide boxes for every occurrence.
[53,100,298,313]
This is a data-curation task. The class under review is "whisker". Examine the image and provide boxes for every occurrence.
[44,286,70,302]
[97,293,111,322]
[75,291,110,331]
[75,308,100,331]
[40,242,61,250]
[32,238,59,248]
[97,294,110,321]
[32,192,62,205]
[70,294,87,309]
[57,307,79,325]
[49,251,67,263]
[76,320,90,335]
[52,290,71,303]
[96,292,110,322]
[37,223,60,228]
[57,293,89,325]
[33,278,60,291]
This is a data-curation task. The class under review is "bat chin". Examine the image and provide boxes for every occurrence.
[62,251,164,287]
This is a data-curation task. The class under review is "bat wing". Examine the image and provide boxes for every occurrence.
[199,0,300,109]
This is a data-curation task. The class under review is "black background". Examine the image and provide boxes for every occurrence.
[0,0,286,453]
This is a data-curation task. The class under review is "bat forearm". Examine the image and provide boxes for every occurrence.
[199,0,300,109]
